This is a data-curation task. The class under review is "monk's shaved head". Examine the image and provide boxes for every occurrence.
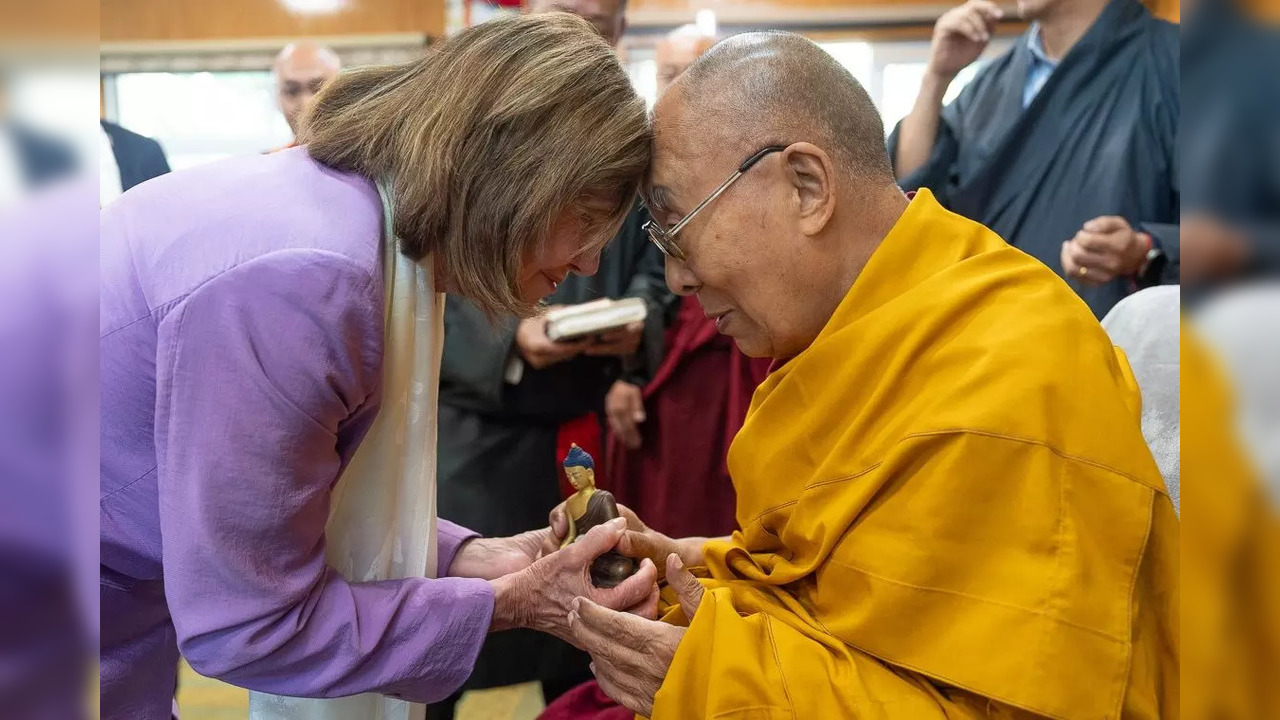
[663,31,894,184]
[649,31,907,361]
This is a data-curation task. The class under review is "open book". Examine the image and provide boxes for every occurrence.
[544,297,648,342]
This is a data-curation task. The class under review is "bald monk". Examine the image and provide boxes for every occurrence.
[559,31,1178,719]
[273,42,341,143]
[603,23,768,543]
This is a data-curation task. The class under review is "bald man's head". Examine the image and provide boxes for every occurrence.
[274,42,341,136]
[648,32,904,361]
[656,26,716,95]
[665,32,892,183]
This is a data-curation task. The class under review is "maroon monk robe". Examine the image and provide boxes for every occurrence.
[540,680,632,720]
[602,296,771,539]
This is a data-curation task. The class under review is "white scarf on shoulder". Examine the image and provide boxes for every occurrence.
[249,179,444,720]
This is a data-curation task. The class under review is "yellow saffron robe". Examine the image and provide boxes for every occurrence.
[650,190,1179,719]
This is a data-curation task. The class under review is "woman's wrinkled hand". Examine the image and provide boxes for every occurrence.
[488,518,659,644]
[448,526,558,580]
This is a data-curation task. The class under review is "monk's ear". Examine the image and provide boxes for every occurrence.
[782,142,836,237]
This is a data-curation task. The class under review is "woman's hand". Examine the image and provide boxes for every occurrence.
[568,554,706,717]
[448,526,560,580]
[489,518,659,643]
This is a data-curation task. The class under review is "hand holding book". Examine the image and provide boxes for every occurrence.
[544,298,648,343]
[515,298,649,370]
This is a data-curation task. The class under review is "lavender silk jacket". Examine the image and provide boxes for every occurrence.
[100,147,493,718]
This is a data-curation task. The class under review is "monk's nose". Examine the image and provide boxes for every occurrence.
[664,253,698,296]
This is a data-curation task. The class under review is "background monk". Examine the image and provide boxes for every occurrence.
[557,32,1178,719]
[604,23,769,543]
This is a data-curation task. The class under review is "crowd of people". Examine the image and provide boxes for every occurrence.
[87,0,1278,718]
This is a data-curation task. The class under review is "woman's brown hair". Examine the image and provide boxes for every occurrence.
[303,12,651,317]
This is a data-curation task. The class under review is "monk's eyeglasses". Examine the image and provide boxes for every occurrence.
[643,145,787,261]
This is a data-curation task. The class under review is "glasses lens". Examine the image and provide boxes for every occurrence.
[644,221,681,259]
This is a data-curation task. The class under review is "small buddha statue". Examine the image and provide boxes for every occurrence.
[561,443,638,588]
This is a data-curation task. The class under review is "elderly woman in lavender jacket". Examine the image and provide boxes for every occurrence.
[99,14,660,719]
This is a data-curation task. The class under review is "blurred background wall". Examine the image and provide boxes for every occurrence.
[99,0,441,167]
[96,0,1177,169]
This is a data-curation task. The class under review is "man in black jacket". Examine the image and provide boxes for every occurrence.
[100,120,170,202]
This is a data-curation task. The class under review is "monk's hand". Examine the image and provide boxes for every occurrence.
[1061,216,1150,286]
[516,311,589,370]
[628,570,663,621]
[489,518,659,640]
[545,498,707,574]
[928,0,1002,80]
[569,596,685,717]
[605,381,645,450]
[664,554,705,620]
[617,527,710,572]
[584,321,644,357]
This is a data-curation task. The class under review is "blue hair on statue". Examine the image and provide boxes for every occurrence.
[563,443,595,469]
